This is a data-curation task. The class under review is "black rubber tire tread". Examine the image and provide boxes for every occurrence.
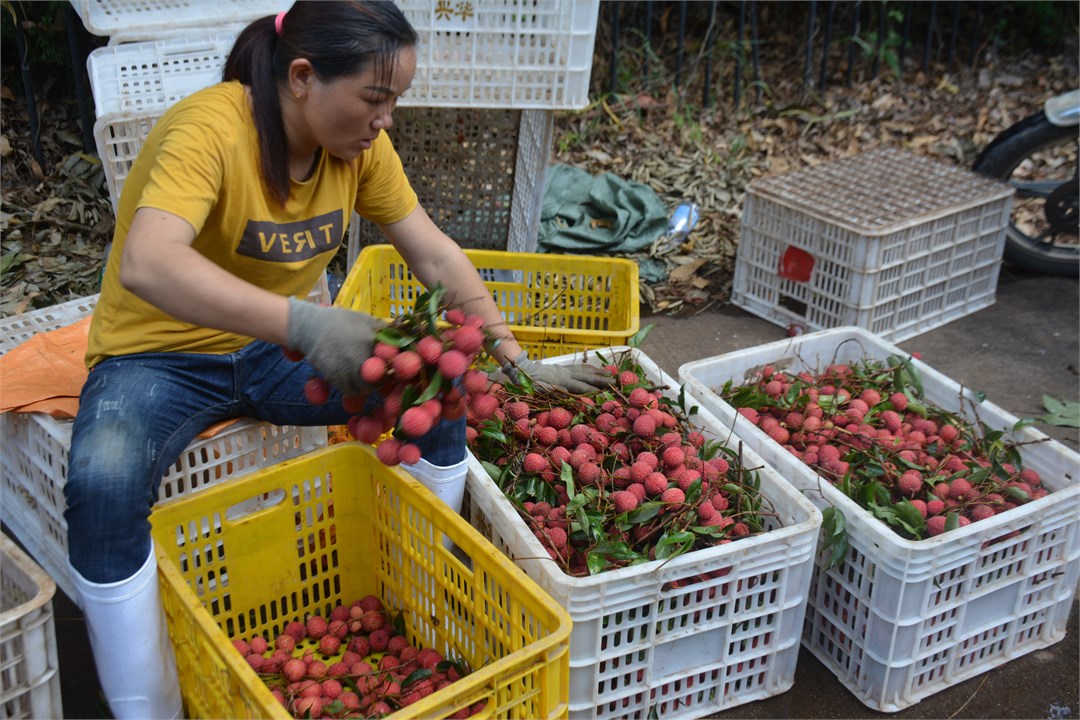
[973,110,1078,275]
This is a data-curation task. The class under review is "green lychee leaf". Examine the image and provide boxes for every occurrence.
[685,477,703,505]
[415,371,445,404]
[374,326,415,347]
[892,499,926,536]
[654,530,694,559]
[1037,395,1080,427]
[1005,485,1030,502]
[944,512,960,532]
[626,501,662,524]
[481,461,501,483]
[402,668,434,687]
[628,324,654,348]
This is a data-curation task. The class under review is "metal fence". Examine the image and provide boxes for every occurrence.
[596,1,1077,111]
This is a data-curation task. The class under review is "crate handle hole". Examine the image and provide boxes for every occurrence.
[778,294,808,319]
[224,489,287,522]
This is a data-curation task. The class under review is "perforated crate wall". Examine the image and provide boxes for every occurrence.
[82,1,598,105]
[465,347,822,719]
[732,146,1015,342]
[678,327,1080,712]
[346,106,551,266]
[0,294,327,606]
[0,534,63,720]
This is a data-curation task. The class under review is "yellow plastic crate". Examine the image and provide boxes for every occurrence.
[149,444,571,719]
[337,245,640,359]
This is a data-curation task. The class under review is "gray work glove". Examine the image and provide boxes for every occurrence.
[287,298,386,396]
[494,351,615,395]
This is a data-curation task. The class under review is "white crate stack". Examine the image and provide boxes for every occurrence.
[733,146,1015,342]
[0,533,63,720]
[677,327,1080,711]
[0,295,327,606]
[82,0,600,255]
[465,347,822,719]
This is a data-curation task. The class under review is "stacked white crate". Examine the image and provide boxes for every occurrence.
[0,533,63,719]
[82,0,601,256]
[0,295,328,606]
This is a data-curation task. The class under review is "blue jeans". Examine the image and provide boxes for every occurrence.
[64,340,465,583]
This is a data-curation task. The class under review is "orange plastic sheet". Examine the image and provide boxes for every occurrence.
[0,317,90,418]
[0,319,236,438]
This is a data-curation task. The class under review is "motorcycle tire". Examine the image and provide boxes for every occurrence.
[972,110,1078,276]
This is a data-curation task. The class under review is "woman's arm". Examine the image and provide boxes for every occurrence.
[379,205,524,365]
[120,207,291,345]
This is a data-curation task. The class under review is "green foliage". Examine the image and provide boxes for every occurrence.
[1,1,84,94]
[1035,396,1080,428]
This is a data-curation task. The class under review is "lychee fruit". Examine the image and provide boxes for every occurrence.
[612,490,639,514]
[400,405,435,438]
[438,349,470,379]
[414,335,444,366]
[360,356,387,384]
[303,377,331,405]
[897,470,923,498]
[391,350,423,381]
[660,487,685,505]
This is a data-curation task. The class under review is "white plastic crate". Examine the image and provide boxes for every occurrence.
[86,0,598,114]
[677,327,1080,712]
[0,533,62,720]
[732,146,1015,342]
[0,293,328,606]
[71,0,289,43]
[464,346,822,719]
[404,0,599,109]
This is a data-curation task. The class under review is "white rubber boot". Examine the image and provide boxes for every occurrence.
[69,548,183,720]
[401,456,469,549]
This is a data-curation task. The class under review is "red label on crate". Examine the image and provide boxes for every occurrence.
[778,246,814,282]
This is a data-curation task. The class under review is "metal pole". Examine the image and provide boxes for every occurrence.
[12,4,43,169]
[674,1,687,89]
[608,2,620,95]
[922,0,936,71]
[750,1,762,104]
[643,1,652,88]
[66,4,95,153]
[703,2,717,109]
[872,0,887,78]
[968,0,983,68]
[946,0,961,70]
[846,0,862,87]
[900,0,912,72]
[734,1,745,110]
[819,1,835,94]
[804,0,818,96]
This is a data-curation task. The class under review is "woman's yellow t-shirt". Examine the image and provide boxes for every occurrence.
[86,81,417,368]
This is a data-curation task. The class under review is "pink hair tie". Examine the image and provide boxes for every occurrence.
[274,11,286,36]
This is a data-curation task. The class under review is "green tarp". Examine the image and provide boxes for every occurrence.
[538,164,668,255]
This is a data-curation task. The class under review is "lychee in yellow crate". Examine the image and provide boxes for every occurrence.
[149,443,572,719]
[336,244,640,360]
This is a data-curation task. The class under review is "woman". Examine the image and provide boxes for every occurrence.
[64,3,611,717]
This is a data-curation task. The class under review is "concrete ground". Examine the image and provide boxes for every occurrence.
[10,265,1079,719]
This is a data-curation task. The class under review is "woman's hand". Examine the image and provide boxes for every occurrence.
[493,351,616,395]
[286,299,386,395]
